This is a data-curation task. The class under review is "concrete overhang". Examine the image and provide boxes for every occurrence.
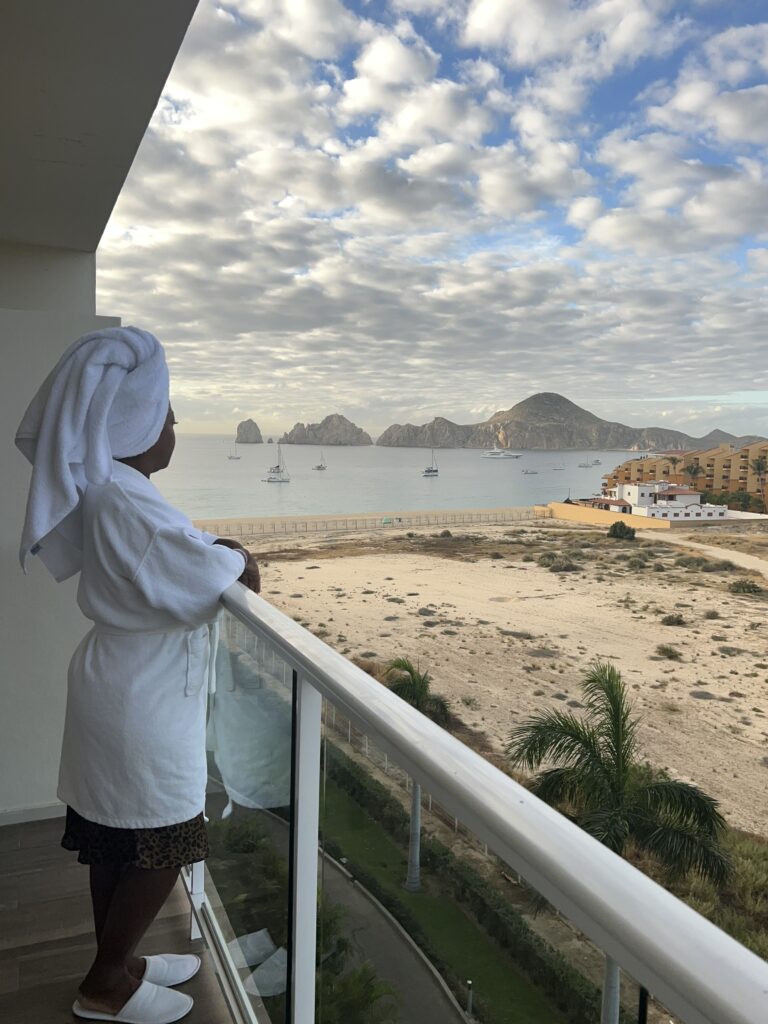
[0,0,198,253]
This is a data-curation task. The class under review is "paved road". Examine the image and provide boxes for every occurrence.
[640,532,768,582]
[319,857,466,1024]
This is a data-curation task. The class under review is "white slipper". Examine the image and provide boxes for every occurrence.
[142,954,201,987]
[72,980,193,1023]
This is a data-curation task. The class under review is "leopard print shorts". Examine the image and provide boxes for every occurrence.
[61,806,209,869]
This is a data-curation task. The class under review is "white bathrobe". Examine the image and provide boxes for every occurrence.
[57,461,247,829]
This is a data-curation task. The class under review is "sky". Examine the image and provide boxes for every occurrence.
[96,0,768,440]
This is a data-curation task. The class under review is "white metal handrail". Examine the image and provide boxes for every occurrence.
[221,583,768,1024]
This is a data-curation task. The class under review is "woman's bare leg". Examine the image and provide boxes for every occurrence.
[79,865,180,1013]
[89,863,146,980]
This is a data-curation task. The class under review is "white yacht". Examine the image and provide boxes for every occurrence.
[263,443,290,483]
[481,446,522,459]
[312,450,327,471]
[227,442,241,461]
[423,450,438,477]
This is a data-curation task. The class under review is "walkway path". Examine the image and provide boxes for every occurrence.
[639,532,768,582]
[319,856,466,1024]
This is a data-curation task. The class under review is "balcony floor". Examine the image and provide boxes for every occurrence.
[0,816,232,1023]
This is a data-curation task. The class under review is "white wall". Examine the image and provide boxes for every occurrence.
[0,254,118,822]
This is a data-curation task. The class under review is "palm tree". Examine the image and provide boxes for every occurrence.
[385,657,450,892]
[684,461,704,487]
[666,454,681,481]
[750,455,767,512]
[506,660,730,1024]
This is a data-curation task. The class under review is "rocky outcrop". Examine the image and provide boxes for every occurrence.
[236,418,263,443]
[280,413,372,446]
[376,417,474,448]
[377,393,764,450]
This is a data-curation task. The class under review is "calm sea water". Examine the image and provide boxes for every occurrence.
[155,436,633,520]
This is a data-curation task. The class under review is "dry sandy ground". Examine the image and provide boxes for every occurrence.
[243,523,768,835]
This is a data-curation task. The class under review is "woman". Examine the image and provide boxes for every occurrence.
[16,327,260,1024]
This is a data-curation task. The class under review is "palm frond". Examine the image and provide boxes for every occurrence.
[424,693,451,726]
[506,710,607,778]
[634,779,727,838]
[581,660,638,789]
[386,656,449,723]
[632,817,733,885]
[578,806,631,854]
[530,765,610,811]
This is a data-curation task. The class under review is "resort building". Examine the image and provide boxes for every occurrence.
[606,441,768,503]
[580,481,727,520]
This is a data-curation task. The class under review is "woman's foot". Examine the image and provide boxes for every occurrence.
[77,967,140,1015]
[127,956,147,981]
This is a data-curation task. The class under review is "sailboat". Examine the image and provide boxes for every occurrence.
[312,450,327,471]
[263,443,290,483]
[423,449,438,477]
[227,442,241,461]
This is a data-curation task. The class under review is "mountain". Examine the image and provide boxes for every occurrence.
[235,418,263,443]
[376,393,763,450]
[280,413,373,446]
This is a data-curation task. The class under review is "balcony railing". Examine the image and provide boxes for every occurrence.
[181,584,768,1024]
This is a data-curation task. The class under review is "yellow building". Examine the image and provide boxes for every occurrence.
[605,440,768,505]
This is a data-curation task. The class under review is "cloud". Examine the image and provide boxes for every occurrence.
[94,1,768,439]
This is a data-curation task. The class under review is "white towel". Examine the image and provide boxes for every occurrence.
[15,326,169,580]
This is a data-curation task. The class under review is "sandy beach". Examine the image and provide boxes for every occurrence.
[231,519,768,835]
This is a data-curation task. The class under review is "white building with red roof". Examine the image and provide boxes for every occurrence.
[592,480,728,521]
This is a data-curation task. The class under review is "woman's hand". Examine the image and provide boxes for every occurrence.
[239,552,261,594]
[214,537,261,593]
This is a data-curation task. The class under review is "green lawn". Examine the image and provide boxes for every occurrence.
[321,780,564,1024]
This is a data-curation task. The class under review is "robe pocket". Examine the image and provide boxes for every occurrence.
[185,627,209,696]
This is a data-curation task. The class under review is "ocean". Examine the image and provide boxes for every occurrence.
[155,436,634,520]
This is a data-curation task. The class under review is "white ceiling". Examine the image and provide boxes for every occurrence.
[0,0,198,252]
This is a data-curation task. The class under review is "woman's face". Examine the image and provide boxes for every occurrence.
[151,406,177,471]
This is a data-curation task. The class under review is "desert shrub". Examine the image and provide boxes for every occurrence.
[537,551,557,567]
[548,556,580,573]
[653,562,665,572]
[439,529,452,538]
[675,555,708,571]
[661,613,686,626]
[657,644,683,661]
[626,556,647,570]
[607,521,635,540]
[522,554,535,562]
[704,609,721,620]
[729,579,763,596]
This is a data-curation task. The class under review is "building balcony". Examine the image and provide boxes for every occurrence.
[3,587,767,1024]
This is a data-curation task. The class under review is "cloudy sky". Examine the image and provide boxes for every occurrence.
[97,0,768,440]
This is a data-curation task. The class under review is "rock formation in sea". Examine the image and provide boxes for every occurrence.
[376,393,763,450]
[376,416,474,448]
[236,418,263,443]
[280,413,373,446]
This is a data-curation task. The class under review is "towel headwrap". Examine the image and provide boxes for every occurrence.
[15,327,170,581]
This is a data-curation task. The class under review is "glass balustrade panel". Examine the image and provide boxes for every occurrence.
[204,611,296,1024]
[316,695,680,1024]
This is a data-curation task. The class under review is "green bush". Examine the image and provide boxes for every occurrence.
[729,579,763,596]
[607,521,635,540]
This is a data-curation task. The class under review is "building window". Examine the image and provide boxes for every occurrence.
[662,513,668,517]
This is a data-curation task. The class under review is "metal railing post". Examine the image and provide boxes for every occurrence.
[291,674,322,1024]
[188,859,205,941]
